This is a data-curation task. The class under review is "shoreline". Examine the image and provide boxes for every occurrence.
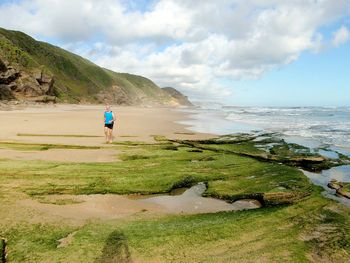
[1,104,350,262]
[1,102,349,205]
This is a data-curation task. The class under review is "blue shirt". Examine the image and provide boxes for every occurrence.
[104,111,114,124]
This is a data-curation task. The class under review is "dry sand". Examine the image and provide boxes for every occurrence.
[0,104,212,162]
[0,104,211,145]
[0,148,120,163]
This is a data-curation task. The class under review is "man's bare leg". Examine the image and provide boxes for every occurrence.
[104,127,109,143]
[108,128,113,143]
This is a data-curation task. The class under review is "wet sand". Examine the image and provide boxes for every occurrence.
[139,183,261,214]
[20,184,261,222]
[20,194,164,221]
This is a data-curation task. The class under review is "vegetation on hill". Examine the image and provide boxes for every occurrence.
[0,27,188,105]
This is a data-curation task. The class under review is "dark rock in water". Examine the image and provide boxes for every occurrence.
[327,180,350,199]
[223,191,301,207]
[328,180,342,191]
[337,188,350,199]
[176,133,348,172]
[293,156,326,163]
[286,156,330,172]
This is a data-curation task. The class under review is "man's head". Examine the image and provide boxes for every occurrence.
[105,105,111,111]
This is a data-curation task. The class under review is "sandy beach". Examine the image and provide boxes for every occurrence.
[1,104,350,262]
[0,104,212,162]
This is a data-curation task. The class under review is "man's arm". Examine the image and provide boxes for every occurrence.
[112,112,116,122]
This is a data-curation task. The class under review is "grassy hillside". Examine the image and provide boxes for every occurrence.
[0,27,181,105]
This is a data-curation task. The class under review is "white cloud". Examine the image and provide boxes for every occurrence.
[0,0,350,101]
[332,26,350,47]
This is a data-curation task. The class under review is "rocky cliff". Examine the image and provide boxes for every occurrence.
[162,87,193,106]
[0,58,55,102]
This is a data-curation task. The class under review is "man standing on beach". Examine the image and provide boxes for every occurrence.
[104,105,116,143]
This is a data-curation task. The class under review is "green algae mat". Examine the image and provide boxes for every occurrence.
[0,133,349,262]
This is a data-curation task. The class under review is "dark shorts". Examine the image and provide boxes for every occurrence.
[104,122,114,129]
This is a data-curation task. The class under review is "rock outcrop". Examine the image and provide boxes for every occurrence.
[328,180,350,199]
[263,192,303,206]
[162,87,193,106]
[0,58,55,102]
[97,85,135,105]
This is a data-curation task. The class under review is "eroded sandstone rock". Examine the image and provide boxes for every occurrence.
[263,192,302,206]
[327,180,342,191]
[0,60,55,102]
[0,58,7,72]
[97,85,133,105]
[327,180,350,199]
[0,67,20,85]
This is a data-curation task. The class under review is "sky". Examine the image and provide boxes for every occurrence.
[0,0,349,106]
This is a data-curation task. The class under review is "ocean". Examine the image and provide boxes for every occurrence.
[179,106,350,157]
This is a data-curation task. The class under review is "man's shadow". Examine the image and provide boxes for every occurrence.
[94,230,132,263]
